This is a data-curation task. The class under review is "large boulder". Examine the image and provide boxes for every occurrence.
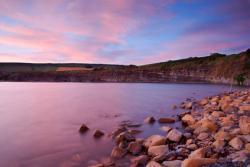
[144,135,166,148]
[181,158,216,167]
[181,114,196,126]
[167,129,182,142]
[148,145,169,157]
[239,116,250,134]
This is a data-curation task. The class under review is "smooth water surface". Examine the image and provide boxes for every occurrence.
[0,83,245,167]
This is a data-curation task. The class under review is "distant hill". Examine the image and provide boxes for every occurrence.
[0,49,249,85]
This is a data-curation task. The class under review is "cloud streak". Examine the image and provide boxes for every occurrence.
[0,0,249,64]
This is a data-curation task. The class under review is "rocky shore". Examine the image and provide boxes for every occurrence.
[83,90,250,167]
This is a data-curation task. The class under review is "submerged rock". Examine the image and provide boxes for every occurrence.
[93,130,104,138]
[145,116,156,124]
[158,117,176,124]
[79,123,89,133]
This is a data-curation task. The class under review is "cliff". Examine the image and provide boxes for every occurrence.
[0,49,249,85]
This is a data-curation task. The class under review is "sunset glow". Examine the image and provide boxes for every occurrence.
[0,0,249,64]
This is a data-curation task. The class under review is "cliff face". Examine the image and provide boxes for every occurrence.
[0,49,249,85]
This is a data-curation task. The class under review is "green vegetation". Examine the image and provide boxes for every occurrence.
[234,73,246,85]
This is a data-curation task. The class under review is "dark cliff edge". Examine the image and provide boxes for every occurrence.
[0,49,249,85]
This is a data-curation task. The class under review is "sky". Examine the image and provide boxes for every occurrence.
[0,0,249,65]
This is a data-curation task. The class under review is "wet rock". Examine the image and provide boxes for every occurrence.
[162,160,182,167]
[245,143,250,151]
[214,130,232,141]
[115,131,135,144]
[200,99,209,106]
[128,141,142,155]
[131,155,148,166]
[144,135,166,148]
[158,117,176,124]
[167,129,182,142]
[111,147,127,159]
[187,144,198,150]
[185,102,193,109]
[211,111,225,118]
[229,137,244,150]
[239,116,250,135]
[148,145,169,157]
[239,105,250,112]
[112,126,127,137]
[146,161,163,167]
[197,132,209,140]
[79,123,89,133]
[181,114,196,126]
[172,105,178,109]
[227,150,250,162]
[189,147,206,158]
[182,158,216,167]
[160,126,172,133]
[128,129,142,135]
[212,140,225,152]
[200,119,218,132]
[145,117,156,124]
[93,130,104,138]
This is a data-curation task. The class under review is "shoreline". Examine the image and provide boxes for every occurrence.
[85,89,250,167]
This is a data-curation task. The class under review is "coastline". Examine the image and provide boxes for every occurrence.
[84,89,250,167]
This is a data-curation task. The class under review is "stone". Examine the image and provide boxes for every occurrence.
[111,147,127,159]
[212,140,225,152]
[162,160,182,167]
[115,131,135,144]
[181,158,216,167]
[112,126,127,137]
[158,117,176,124]
[239,105,250,112]
[145,116,156,124]
[245,143,250,151]
[214,130,232,141]
[160,126,172,133]
[128,129,142,135]
[185,102,193,109]
[79,123,89,133]
[183,133,192,139]
[93,130,104,138]
[144,135,166,148]
[211,111,225,118]
[200,99,209,106]
[197,133,209,140]
[239,116,250,134]
[88,164,104,167]
[181,114,196,126]
[200,119,218,132]
[187,144,198,150]
[146,161,163,167]
[186,139,193,145]
[148,145,169,157]
[131,155,148,166]
[189,148,206,158]
[227,150,250,162]
[167,129,182,142]
[229,137,244,150]
[128,141,142,155]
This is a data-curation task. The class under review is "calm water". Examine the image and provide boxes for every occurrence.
[0,83,246,167]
